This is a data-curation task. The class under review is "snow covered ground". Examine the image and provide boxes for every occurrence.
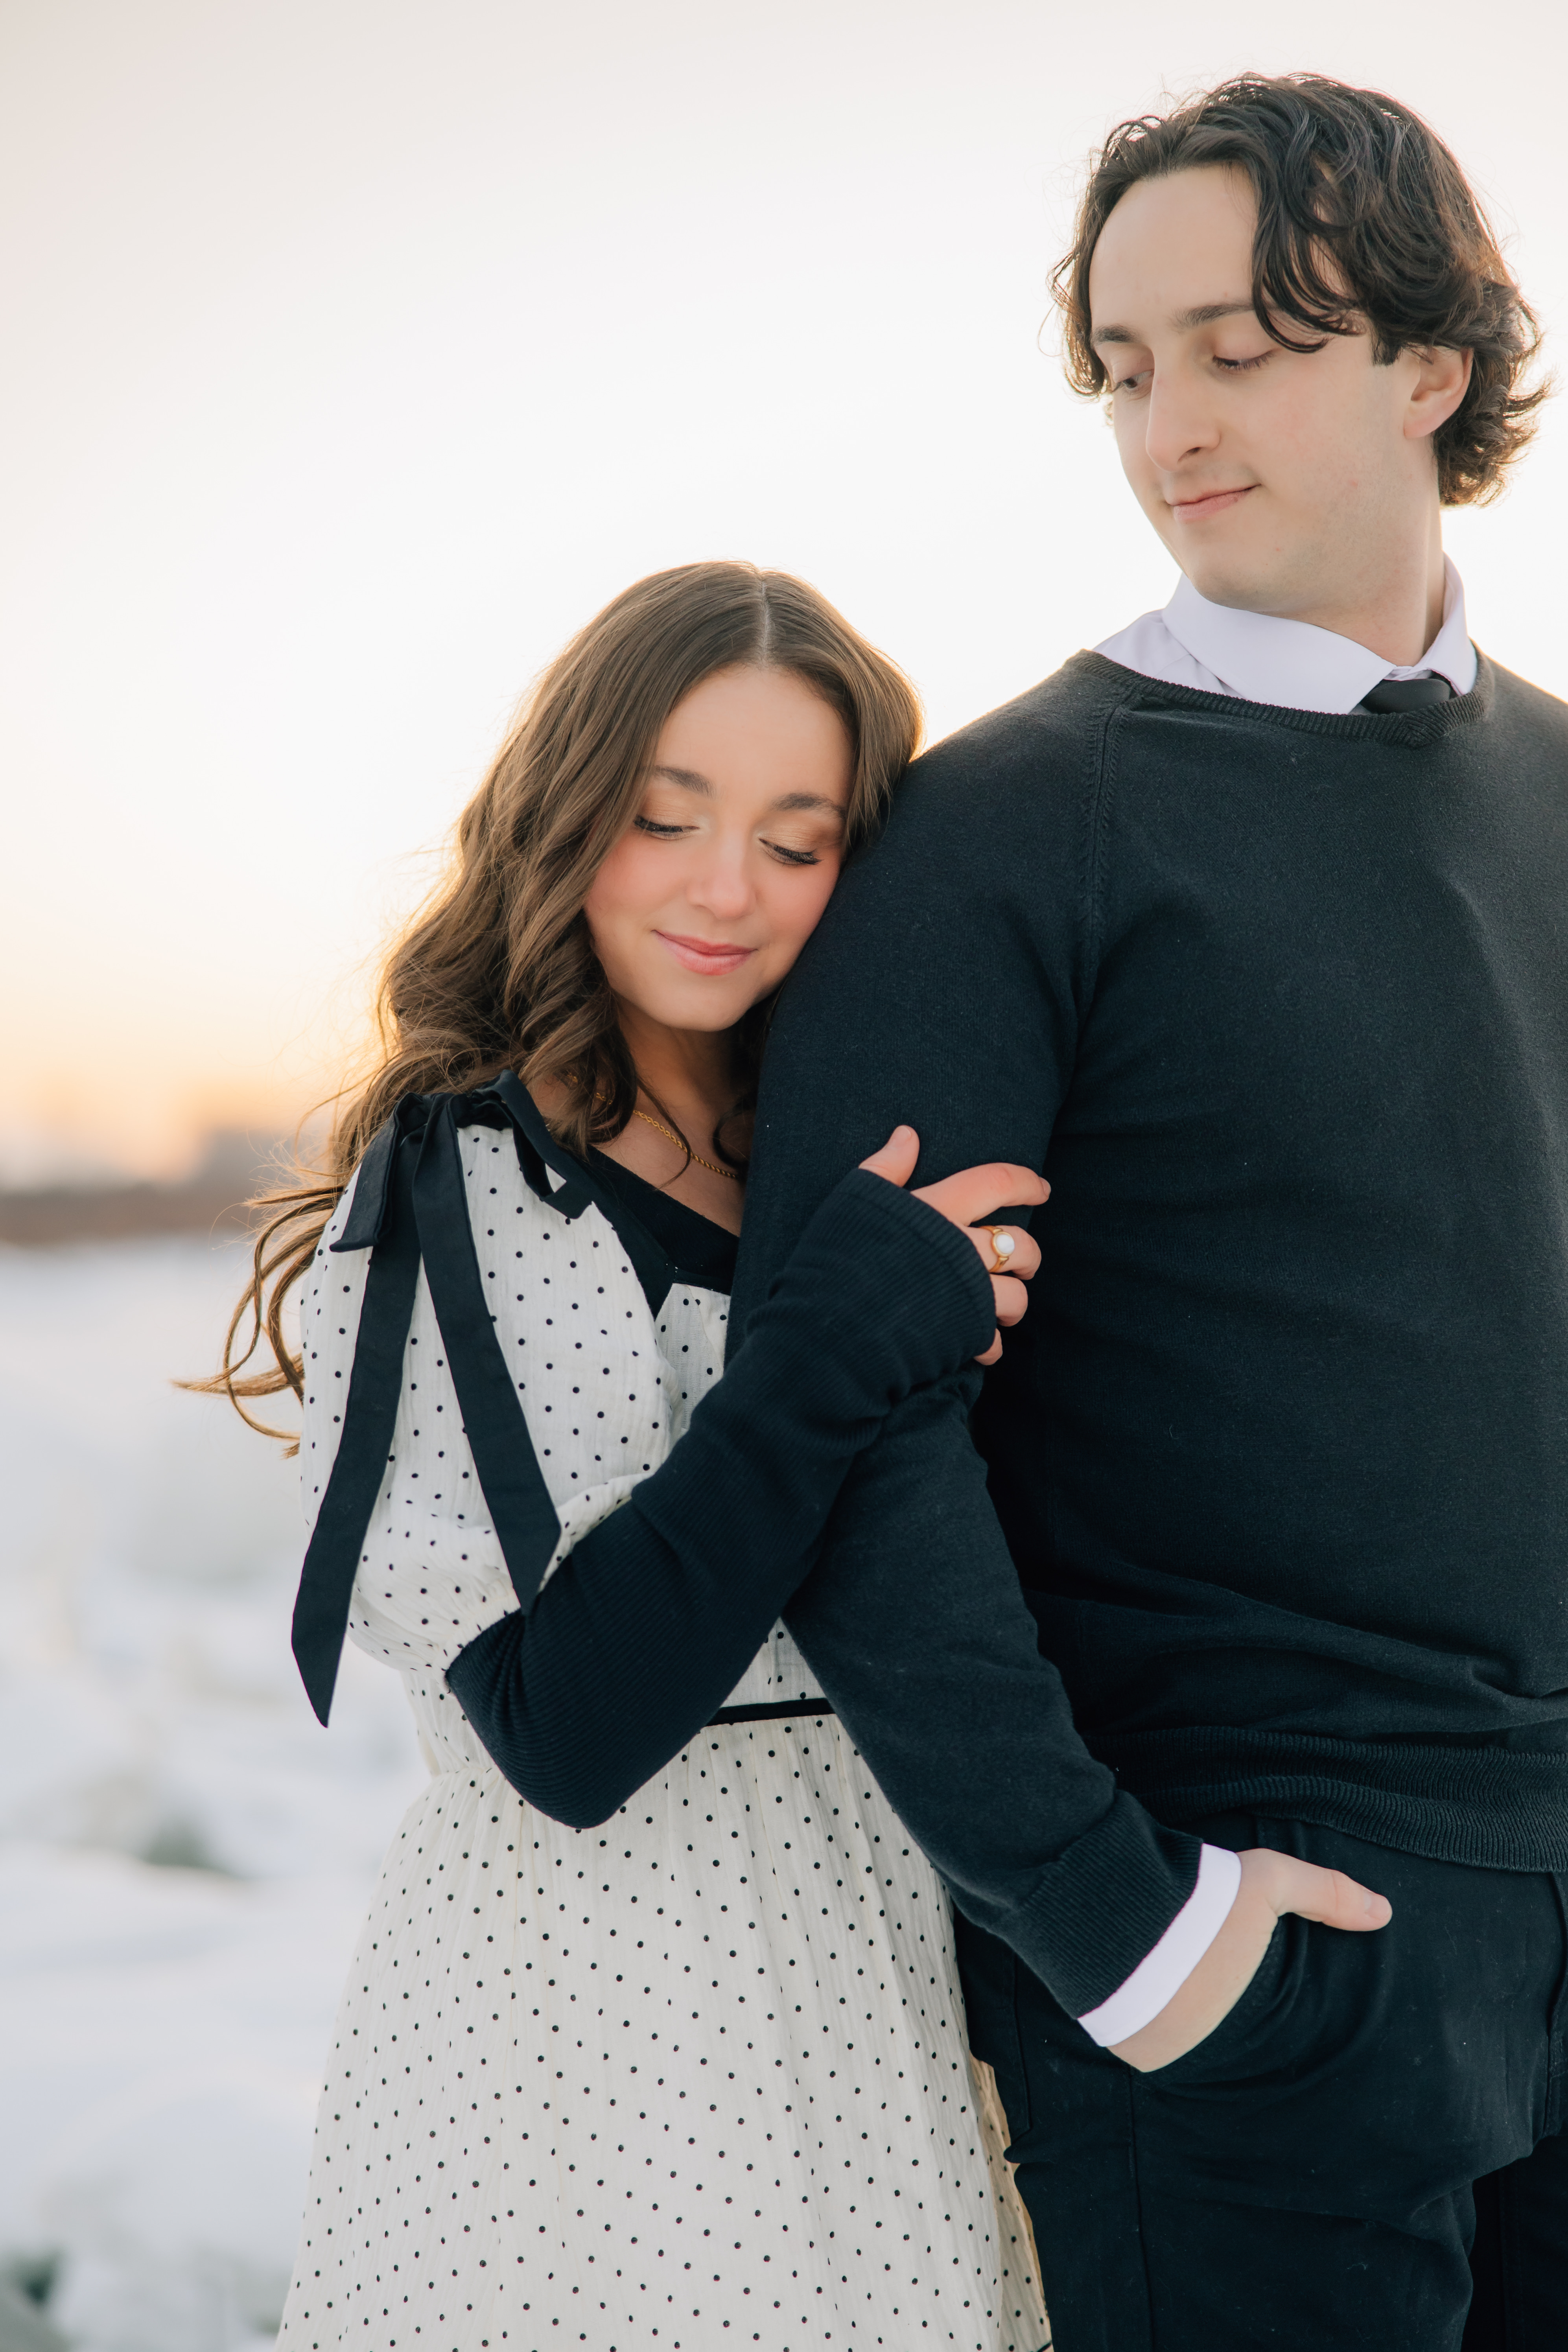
[0,1236,427,2351]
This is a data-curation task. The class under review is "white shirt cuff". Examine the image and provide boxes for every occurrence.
[1075,1843,1243,2047]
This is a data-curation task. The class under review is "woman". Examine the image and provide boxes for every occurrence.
[206,562,1049,2349]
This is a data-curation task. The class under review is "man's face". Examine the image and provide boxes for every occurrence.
[1087,165,1442,621]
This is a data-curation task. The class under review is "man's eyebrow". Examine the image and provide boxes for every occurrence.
[1173,299,1259,330]
[649,764,714,794]
[1091,300,1258,346]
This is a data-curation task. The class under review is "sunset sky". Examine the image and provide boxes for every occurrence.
[5,0,1566,1182]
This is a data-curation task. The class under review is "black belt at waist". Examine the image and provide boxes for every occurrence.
[706,1697,837,1726]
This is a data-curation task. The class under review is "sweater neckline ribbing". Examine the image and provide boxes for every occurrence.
[1073,646,1497,744]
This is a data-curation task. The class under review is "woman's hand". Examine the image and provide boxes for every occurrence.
[860,1126,1048,1364]
[1110,1847,1393,2072]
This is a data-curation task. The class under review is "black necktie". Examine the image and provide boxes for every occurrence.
[1358,675,1454,714]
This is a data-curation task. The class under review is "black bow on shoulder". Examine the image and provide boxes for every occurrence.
[292,1075,645,1726]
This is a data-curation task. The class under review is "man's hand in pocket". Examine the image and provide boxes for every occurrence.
[1111,1848,1393,2073]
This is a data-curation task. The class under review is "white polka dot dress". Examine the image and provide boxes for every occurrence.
[278,1129,1047,2350]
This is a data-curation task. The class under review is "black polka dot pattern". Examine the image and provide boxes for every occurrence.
[280,1135,1047,2348]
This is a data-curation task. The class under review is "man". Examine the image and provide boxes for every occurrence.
[731,73,1566,2350]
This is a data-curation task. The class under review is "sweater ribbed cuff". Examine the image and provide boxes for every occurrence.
[759,1167,999,1398]
[1002,1792,1205,2018]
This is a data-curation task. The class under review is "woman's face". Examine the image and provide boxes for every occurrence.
[583,664,854,1034]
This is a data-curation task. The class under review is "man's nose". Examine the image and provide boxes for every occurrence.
[1144,365,1220,475]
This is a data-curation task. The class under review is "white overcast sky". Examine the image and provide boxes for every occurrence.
[5,0,1566,1178]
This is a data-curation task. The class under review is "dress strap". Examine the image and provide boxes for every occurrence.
[291,1098,428,1724]
[291,1090,564,1725]
[413,1096,563,1612]
[291,1074,726,1726]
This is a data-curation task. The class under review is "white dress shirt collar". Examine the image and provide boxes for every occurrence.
[1096,557,1477,715]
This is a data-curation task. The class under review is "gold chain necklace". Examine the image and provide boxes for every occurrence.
[632,1105,741,1181]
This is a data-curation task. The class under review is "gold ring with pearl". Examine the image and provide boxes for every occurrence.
[985,1227,1016,1276]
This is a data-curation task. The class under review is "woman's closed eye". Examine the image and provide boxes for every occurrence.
[632,812,829,867]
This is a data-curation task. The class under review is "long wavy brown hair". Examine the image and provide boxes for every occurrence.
[194,560,921,1446]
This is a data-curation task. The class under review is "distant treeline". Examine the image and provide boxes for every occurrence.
[0,1133,289,1246]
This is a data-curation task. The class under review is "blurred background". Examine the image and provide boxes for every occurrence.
[3,2,1565,2345]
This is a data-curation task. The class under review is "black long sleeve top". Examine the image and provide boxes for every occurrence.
[721,650,1568,2014]
[446,1159,997,1827]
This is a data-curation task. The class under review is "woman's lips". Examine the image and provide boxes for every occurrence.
[655,930,757,976]
[1168,484,1257,521]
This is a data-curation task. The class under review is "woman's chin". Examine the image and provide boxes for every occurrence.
[624,973,778,1034]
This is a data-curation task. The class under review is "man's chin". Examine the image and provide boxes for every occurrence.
[1143,501,1288,614]
[1168,549,1296,618]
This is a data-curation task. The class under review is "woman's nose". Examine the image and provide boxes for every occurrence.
[686,844,755,919]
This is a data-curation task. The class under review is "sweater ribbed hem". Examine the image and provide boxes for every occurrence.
[1098,1727,1568,1873]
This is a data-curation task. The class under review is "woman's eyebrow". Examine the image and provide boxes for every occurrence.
[772,791,846,816]
[649,763,715,794]
[650,766,843,818]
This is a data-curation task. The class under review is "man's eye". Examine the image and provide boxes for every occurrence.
[1214,352,1271,373]
[633,816,687,839]
[1114,368,1151,394]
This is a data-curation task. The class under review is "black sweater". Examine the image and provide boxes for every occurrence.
[725,650,1568,2012]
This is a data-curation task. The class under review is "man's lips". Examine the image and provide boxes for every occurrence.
[1167,484,1258,521]
[655,930,757,976]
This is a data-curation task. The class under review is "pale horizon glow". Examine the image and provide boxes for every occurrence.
[4,0,1566,1180]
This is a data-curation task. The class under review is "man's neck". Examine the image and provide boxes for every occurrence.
[1204,513,1448,667]
[1097,548,1473,716]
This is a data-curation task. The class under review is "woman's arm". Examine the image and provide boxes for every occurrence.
[446,1155,1034,1826]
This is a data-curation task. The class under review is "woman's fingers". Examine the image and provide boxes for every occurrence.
[858,1126,921,1186]
[989,1273,1030,1325]
[858,1139,1047,1235]
[857,1142,1048,1360]
[917,1162,1050,1228]
[962,1225,1041,1288]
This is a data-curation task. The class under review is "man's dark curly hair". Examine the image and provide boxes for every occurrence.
[1054,74,1547,506]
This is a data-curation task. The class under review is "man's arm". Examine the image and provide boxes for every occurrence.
[734,702,1391,2044]
[733,705,1382,2051]
[730,710,1218,2020]
[783,1376,1224,2015]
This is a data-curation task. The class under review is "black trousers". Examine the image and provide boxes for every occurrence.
[958,1813,1568,2350]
